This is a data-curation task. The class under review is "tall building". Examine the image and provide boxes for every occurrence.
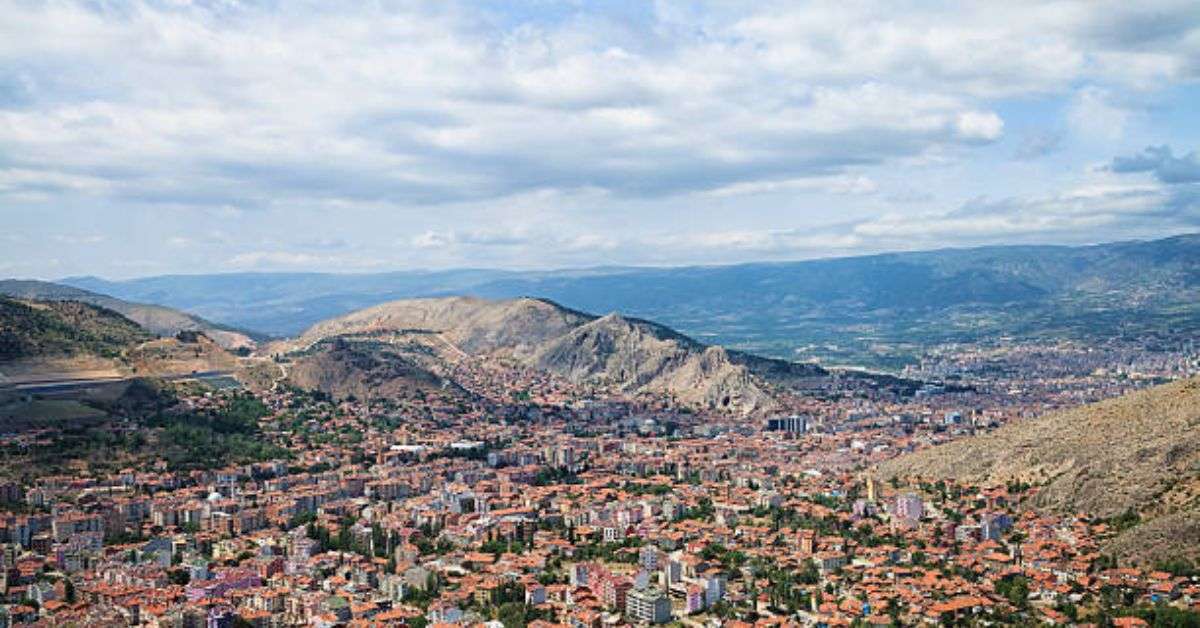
[569,562,590,587]
[702,573,726,607]
[765,415,808,433]
[663,558,683,588]
[638,545,659,571]
[685,585,706,614]
[626,586,672,624]
[799,530,816,554]
[894,494,924,521]
[981,513,1013,541]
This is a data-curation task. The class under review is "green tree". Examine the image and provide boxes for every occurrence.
[498,602,527,628]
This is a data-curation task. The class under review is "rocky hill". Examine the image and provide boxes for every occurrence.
[0,280,255,350]
[286,338,469,403]
[294,296,591,358]
[875,377,1200,564]
[279,296,866,415]
[528,312,779,413]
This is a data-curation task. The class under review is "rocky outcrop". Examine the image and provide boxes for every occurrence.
[530,313,779,413]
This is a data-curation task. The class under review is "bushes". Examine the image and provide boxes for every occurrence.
[1108,508,1142,533]
[139,392,287,470]
[994,575,1030,609]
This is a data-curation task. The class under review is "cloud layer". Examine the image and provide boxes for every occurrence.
[1,0,1199,276]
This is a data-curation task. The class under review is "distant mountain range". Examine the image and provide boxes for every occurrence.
[62,234,1200,368]
[876,376,1200,565]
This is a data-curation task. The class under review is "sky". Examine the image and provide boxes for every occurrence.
[1,0,1199,279]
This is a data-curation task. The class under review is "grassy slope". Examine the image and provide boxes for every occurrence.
[0,280,257,349]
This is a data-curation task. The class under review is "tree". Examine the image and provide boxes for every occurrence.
[168,569,190,586]
[995,576,1030,609]
[498,602,527,628]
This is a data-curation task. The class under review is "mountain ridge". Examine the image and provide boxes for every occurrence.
[60,233,1200,368]
[0,295,240,386]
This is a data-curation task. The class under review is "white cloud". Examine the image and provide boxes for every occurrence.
[1067,86,1132,142]
[955,111,1005,142]
[851,181,1182,245]
[411,231,458,250]
[409,228,616,253]
[702,175,878,198]
[225,251,386,270]
[0,0,1030,210]
[226,252,321,267]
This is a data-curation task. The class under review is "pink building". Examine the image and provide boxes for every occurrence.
[686,585,706,614]
[186,568,262,602]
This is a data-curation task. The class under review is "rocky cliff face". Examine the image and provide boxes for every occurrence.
[530,313,779,413]
[876,377,1200,564]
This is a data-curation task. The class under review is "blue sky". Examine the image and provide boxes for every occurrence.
[1,0,1199,278]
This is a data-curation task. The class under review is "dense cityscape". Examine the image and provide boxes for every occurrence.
[1,336,1197,627]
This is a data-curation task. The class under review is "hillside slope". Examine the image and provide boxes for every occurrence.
[295,296,591,358]
[0,297,152,360]
[0,280,255,350]
[286,339,470,403]
[529,312,779,412]
[876,377,1200,564]
[0,296,241,385]
[278,296,862,415]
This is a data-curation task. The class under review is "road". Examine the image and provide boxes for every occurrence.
[1,370,235,396]
[435,333,470,361]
